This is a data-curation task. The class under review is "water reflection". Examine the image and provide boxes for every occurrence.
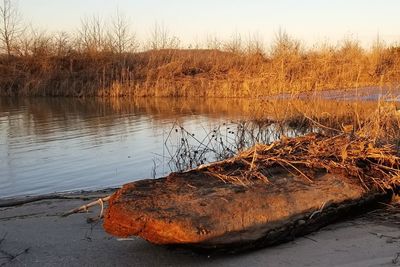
[0,97,260,197]
[0,97,388,197]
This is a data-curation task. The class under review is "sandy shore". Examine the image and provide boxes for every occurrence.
[0,190,399,267]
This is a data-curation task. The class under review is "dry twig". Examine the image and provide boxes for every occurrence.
[62,196,111,218]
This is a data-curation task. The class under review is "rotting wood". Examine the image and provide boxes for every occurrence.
[103,168,394,252]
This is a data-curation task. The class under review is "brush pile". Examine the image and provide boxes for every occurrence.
[204,133,400,192]
[104,132,400,252]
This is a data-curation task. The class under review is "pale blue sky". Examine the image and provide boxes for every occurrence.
[18,0,400,47]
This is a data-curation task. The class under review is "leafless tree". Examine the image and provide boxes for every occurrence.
[245,32,265,55]
[224,31,243,53]
[0,0,24,55]
[29,28,52,56]
[206,34,221,50]
[270,28,301,57]
[109,10,137,54]
[77,15,106,53]
[54,31,70,56]
[148,22,180,50]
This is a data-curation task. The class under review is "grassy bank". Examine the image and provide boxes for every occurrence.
[1,1,400,97]
[1,39,400,97]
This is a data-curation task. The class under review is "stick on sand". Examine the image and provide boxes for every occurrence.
[62,196,111,217]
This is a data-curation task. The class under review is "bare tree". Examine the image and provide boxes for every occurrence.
[224,31,243,53]
[30,28,52,56]
[109,10,137,54]
[206,34,221,50]
[148,22,180,50]
[77,15,106,53]
[0,0,24,55]
[54,31,70,56]
[245,32,265,55]
[270,28,301,57]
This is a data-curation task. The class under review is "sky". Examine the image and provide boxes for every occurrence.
[18,0,400,48]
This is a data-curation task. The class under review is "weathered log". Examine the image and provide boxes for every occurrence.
[103,166,392,252]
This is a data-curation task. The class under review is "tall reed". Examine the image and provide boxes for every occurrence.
[1,0,400,97]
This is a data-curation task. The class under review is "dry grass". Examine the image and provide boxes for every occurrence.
[1,1,400,97]
[203,132,400,192]
[0,40,400,97]
[164,100,400,192]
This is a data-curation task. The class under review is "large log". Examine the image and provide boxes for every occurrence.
[103,166,391,251]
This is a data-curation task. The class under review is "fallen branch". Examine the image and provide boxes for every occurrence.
[61,196,111,218]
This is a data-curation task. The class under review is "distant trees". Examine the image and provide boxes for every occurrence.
[76,11,138,55]
[109,10,137,54]
[206,34,222,50]
[224,31,243,53]
[245,32,264,55]
[77,15,106,54]
[54,31,70,57]
[148,22,180,50]
[271,29,302,58]
[0,0,24,55]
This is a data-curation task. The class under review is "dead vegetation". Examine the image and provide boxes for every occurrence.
[1,1,400,97]
[163,100,400,193]
[1,43,400,97]
[202,132,400,192]
[61,100,400,227]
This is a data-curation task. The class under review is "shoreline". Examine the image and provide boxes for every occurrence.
[1,189,400,266]
[2,46,400,98]
[2,85,400,100]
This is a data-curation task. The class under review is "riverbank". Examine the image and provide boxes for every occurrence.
[1,190,400,266]
[2,45,400,97]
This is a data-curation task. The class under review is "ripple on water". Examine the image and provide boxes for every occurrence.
[0,97,236,197]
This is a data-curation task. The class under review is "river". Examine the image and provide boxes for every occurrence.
[0,97,264,197]
[0,94,393,197]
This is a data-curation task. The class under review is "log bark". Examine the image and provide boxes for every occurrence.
[103,167,391,252]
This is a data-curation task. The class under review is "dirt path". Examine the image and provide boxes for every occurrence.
[0,191,399,267]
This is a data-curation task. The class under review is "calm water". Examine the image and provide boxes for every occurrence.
[0,97,261,197]
[0,94,392,198]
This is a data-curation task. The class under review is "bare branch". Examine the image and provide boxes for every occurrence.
[109,9,137,54]
[77,15,106,54]
[0,0,24,55]
[148,22,180,50]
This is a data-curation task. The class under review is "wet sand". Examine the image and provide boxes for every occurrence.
[0,191,399,267]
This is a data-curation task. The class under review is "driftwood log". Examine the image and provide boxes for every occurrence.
[103,168,391,251]
[103,133,399,252]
